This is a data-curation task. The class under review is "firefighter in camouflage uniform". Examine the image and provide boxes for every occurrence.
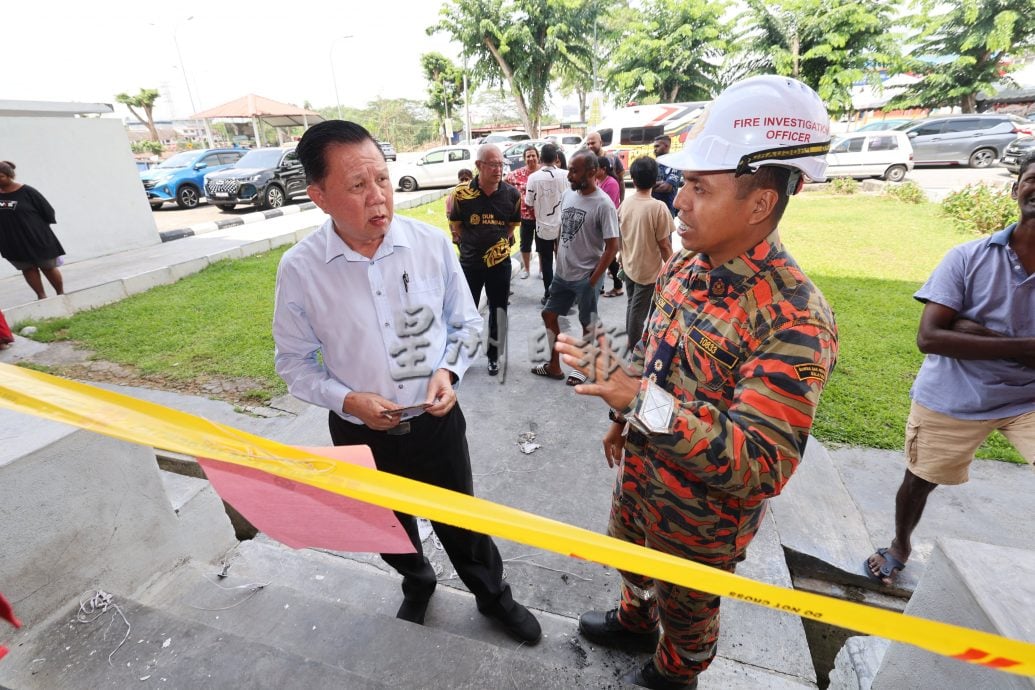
[555,76,840,690]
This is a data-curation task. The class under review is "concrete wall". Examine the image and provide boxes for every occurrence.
[0,116,159,279]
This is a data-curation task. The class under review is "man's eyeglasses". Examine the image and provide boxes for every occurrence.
[478,161,504,169]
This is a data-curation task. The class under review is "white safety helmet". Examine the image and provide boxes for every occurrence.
[657,75,831,189]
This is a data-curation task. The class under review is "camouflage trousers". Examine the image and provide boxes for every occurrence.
[607,442,766,683]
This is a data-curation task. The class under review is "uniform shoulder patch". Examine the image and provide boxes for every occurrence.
[794,363,827,383]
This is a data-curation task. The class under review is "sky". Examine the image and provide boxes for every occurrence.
[6,1,460,122]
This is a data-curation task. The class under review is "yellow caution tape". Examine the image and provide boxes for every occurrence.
[1,362,1033,677]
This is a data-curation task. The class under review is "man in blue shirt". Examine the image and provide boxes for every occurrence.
[866,153,1035,586]
[651,135,682,216]
[272,120,541,643]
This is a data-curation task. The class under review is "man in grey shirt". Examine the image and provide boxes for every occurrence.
[530,150,620,385]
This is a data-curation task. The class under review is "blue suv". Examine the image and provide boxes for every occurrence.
[141,148,246,209]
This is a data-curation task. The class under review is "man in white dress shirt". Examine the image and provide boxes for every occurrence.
[273,120,540,643]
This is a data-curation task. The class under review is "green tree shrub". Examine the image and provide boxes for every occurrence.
[131,140,163,156]
[830,177,859,195]
[885,180,926,204]
[941,183,1017,234]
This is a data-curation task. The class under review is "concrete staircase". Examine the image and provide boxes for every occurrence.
[0,406,818,689]
[3,381,1032,688]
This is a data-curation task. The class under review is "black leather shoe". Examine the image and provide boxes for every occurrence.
[578,609,659,652]
[622,660,697,689]
[488,360,500,376]
[396,597,430,625]
[479,601,542,644]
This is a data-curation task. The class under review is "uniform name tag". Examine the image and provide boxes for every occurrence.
[654,292,677,320]
[688,327,739,370]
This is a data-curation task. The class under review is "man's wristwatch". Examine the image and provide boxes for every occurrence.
[608,408,625,424]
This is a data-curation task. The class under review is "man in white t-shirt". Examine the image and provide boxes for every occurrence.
[524,143,569,305]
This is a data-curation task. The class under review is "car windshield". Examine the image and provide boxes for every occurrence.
[157,152,199,169]
[235,149,284,168]
[893,121,917,131]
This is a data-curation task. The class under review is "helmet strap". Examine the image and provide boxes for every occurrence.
[734,140,832,179]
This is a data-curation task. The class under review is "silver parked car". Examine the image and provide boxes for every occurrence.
[894,114,1032,168]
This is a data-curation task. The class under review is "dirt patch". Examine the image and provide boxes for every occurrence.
[22,341,269,406]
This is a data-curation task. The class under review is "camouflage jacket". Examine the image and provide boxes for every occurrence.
[621,230,839,506]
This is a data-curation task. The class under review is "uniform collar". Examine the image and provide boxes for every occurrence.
[692,229,783,300]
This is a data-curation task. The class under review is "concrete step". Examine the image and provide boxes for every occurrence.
[873,538,1035,690]
[828,636,891,690]
[137,561,627,689]
[0,594,383,689]
[221,535,818,688]
[0,415,233,628]
[158,470,238,563]
[769,438,911,595]
[828,446,1035,598]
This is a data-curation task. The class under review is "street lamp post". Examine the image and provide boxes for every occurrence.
[172,16,214,148]
[329,35,354,120]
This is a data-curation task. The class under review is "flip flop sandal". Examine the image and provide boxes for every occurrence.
[602,289,623,298]
[566,370,588,386]
[530,364,564,380]
[865,547,906,584]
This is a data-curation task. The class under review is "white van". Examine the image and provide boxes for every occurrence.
[825,131,914,182]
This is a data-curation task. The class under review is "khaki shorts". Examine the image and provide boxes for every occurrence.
[906,401,1035,485]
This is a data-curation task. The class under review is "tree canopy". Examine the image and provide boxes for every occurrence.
[116,88,161,142]
[430,0,603,136]
[740,0,901,116]
[607,0,730,105]
[893,0,1035,112]
[421,52,464,143]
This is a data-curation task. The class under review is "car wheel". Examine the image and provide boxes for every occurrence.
[399,176,418,192]
[968,148,996,168]
[216,204,236,212]
[176,184,201,209]
[150,202,165,210]
[883,165,907,182]
[262,185,285,209]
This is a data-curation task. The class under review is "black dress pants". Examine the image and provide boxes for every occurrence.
[462,261,511,364]
[327,405,513,612]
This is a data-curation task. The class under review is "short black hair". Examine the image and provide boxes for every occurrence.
[1018,152,1035,182]
[540,143,559,165]
[630,156,658,190]
[735,166,793,224]
[296,120,379,184]
[571,149,598,172]
[597,154,613,175]
[653,135,671,145]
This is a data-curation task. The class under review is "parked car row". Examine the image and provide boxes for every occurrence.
[825,112,1033,183]
[203,146,307,211]
[140,149,246,209]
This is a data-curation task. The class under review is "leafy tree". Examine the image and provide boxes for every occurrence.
[313,99,438,150]
[421,52,464,143]
[130,140,163,156]
[606,0,731,105]
[893,0,1035,113]
[741,0,901,116]
[430,0,597,137]
[553,0,623,122]
[116,88,162,142]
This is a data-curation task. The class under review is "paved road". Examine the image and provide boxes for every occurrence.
[150,161,431,234]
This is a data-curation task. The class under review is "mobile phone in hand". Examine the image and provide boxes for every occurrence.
[381,403,431,418]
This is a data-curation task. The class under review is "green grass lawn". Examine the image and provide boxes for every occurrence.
[21,192,1022,461]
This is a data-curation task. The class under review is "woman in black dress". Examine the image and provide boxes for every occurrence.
[0,161,65,300]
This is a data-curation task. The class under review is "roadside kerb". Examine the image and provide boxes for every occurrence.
[158,188,449,242]
[4,188,451,325]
